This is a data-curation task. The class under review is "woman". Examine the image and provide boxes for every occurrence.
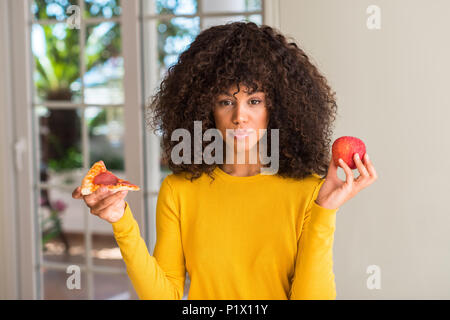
[73,22,377,299]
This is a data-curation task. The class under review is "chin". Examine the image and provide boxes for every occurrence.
[233,140,259,153]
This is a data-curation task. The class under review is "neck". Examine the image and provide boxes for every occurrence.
[219,163,263,177]
[219,138,263,177]
[219,143,264,177]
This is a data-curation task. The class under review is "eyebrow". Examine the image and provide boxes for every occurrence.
[219,90,264,97]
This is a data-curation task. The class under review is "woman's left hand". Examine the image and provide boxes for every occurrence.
[315,153,378,210]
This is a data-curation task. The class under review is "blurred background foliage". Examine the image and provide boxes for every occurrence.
[33,0,123,172]
[33,0,195,173]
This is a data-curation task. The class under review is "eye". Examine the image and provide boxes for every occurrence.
[218,100,233,106]
[250,99,261,105]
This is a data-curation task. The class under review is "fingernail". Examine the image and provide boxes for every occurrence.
[366,153,370,160]
[355,153,360,160]
[100,187,107,192]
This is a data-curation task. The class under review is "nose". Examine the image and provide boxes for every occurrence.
[232,102,248,125]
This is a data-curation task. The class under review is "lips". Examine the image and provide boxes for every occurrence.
[231,129,254,138]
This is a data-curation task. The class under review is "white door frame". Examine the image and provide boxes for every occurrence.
[122,0,146,249]
[5,0,37,299]
[264,0,280,29]
[121,0,146,300]
[0,0,20,300]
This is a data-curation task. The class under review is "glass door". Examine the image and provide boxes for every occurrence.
[28,0,143,299]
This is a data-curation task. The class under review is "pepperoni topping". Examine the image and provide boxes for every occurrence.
[93,171,119,185]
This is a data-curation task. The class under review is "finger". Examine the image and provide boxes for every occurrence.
[363,153,378,180]
[91,190,128,213]
[327,156,338,178]
[338,158,354,188]
[354,153,369,179]
[83,187,113,207]
[72,186,82,199]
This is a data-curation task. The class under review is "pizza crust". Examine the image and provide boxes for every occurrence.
[80,160,140,195]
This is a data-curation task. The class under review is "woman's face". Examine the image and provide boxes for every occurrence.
[213,83,269,156]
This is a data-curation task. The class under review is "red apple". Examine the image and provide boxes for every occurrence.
[332,136,366,170]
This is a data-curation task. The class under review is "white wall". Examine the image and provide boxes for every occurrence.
[278,0,450,299]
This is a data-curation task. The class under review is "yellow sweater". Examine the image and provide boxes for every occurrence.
[112,166,339,300]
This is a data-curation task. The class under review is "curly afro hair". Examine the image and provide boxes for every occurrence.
[146,21,338,183]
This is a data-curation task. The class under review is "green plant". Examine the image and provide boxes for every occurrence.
[88,109,107,136]
[33,1,122,173]
[48,146,83,171]
[41,199,67,250]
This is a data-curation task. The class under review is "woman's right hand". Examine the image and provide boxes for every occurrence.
[72,186,128,223]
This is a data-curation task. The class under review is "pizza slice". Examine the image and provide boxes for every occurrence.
[80,160,140,195]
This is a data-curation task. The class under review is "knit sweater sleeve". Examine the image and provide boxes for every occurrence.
[289,178,339,300]
[111,177,186,299]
